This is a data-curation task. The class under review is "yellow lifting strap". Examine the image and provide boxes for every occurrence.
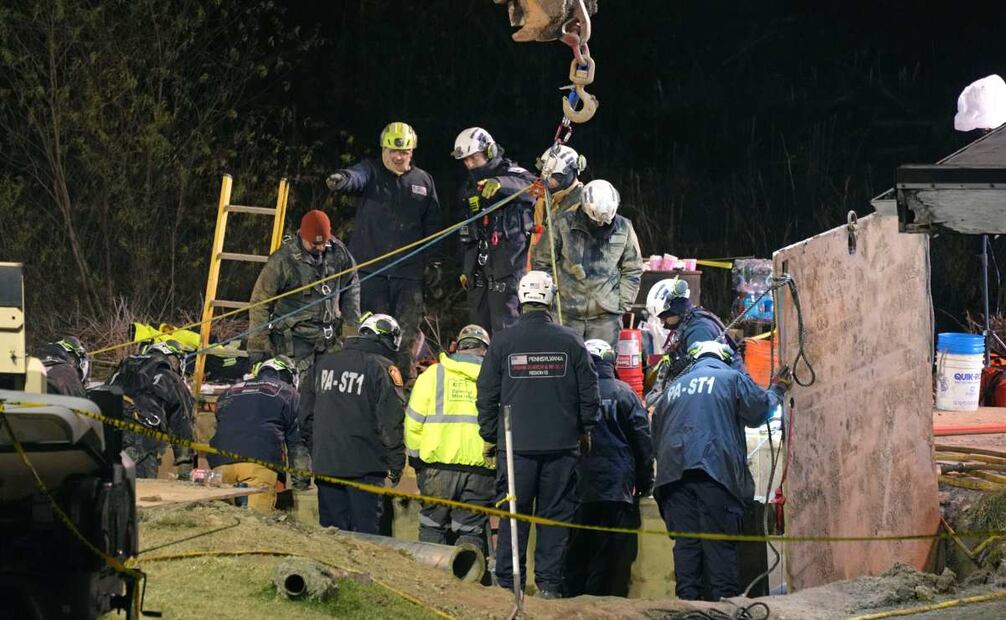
[191,174,290,399]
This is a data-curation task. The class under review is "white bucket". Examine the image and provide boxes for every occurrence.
[935,351,984,412]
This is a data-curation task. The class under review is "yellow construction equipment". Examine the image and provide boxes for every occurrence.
[191,175,289,399]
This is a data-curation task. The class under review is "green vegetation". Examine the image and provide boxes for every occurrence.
[132,555,440,620]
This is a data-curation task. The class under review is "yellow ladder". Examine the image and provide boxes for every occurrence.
[192,174,290,398]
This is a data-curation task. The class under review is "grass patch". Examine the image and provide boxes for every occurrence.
[126,555,442,620]
[966,490,1006,567]
[254,578,440,619]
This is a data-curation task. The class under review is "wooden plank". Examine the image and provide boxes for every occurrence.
[774,213,939,590]
[136,478,264,509]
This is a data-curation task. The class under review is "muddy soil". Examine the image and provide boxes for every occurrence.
[129,502,1006,619]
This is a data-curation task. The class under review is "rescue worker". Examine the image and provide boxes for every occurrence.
[108,340,195,479]
[526,145,587,269]
[208,355,311,512]
[326,122,440,382]
[405,324,494,553]
[651,341,789,601]
[303,312,406,533]
[476,270,600,598]
[531,179,643,347]
[453,127,536,334]
[564,339,654,598]
[646,278,741,407]
[248,209,360,405]
[38,336,89,397]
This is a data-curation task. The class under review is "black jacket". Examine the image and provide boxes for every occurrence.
[579,359,654,504]
[458,157,536,279]
[339,158,440,280]
[651,357,781,504]
[108,352,195,468]
[208,372,301,469]
[303,336,406,478]
[476,310,600,453]
[38,344,86,398]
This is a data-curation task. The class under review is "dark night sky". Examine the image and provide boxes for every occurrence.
[277,1,1005,323]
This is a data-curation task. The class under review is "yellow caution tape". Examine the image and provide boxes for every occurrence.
[0,404,144,617]
[696,259,733,270]
[6,399,1001,544]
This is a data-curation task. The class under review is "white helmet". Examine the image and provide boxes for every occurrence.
[536,145,586,178]
[451,127,497,160]
[646,277,690,317]
[584,338,615,363]
[517,270,555,306]
[581,179,620,225]
[687,340,733,362]
[359,312,403,351]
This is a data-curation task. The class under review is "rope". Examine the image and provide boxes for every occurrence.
[6,398,1005,545]
[849,589,1006,620]
[0,402,145,618]
[543,186,564,324]
[90,185,531,357]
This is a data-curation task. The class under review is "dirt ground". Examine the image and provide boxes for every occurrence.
[119,501,1006,619]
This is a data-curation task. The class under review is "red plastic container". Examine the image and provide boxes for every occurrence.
[615,328,645,399]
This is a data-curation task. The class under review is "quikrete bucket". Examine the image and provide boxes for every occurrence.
[935,332,985,412]
[615,329,644,399]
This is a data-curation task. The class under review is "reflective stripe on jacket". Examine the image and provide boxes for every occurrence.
[405,352,493,470]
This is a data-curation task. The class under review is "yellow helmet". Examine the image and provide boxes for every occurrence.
[380,122,417,150]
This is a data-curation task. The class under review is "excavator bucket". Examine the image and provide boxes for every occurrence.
[494,0,598,42]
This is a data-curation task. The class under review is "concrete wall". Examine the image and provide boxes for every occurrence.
[773,213,939,590]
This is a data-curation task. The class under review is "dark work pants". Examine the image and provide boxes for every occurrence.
[564,501,640,597]
[416,467,495,553]
[494,451,578,593]
[466,272,520,335]
[317,475,385,534]
[360,274,424,381]
[657,470,744,601]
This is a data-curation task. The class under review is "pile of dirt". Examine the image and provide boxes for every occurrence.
[770,563,956,615]
[130,502,1006,619]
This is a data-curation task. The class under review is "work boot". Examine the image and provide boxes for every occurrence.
[536,590,563,600]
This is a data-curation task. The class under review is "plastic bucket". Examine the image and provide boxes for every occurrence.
[744,337,778,388]
[935,332,985,412]
[615,329,644,399]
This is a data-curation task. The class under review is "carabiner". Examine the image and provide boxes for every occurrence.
[562,84,598,124]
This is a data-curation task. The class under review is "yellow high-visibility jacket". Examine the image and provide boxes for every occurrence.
[405,352,494,470]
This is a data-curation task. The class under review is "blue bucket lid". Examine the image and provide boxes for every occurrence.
[937,332,985,355]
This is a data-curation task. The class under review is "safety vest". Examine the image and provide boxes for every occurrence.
[405,352,493,470]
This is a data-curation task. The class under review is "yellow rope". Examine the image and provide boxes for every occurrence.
[543,187,564,324]
[90,186,531,356]
[849,589,1006,620]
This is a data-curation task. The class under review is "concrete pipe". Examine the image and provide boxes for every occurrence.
[273,557,339,601]
[347,533,486,583]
